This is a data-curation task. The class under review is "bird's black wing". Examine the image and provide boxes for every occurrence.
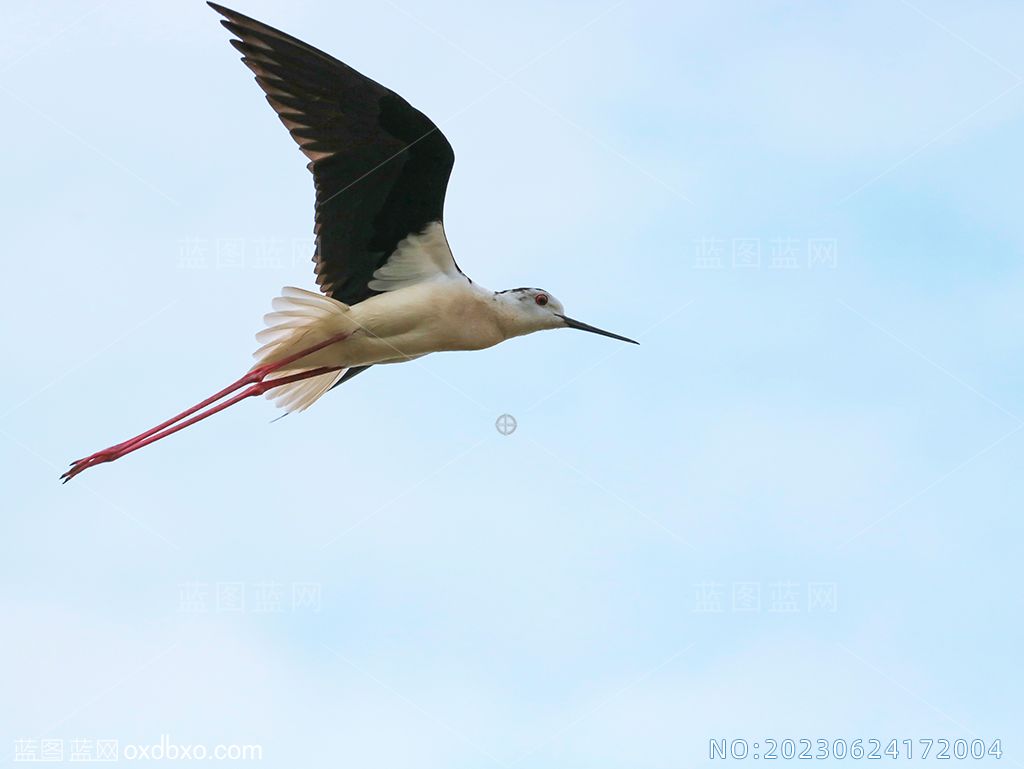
[210,4,457,306]
[330,364,372,390]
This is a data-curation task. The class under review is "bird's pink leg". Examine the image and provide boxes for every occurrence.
[62,365,344,482]
[63,330,353,481]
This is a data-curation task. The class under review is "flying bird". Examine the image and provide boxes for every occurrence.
[63,3,637,482]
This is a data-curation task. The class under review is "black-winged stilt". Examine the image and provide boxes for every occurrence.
[63,3,637,482]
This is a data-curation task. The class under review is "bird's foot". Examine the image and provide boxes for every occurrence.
[62,453,116,483]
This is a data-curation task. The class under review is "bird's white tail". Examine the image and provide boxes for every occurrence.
[254,287,352,412]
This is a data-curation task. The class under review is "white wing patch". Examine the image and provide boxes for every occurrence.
[367,221,460,292]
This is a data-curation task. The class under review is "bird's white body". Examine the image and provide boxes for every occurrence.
[254,223,563,411]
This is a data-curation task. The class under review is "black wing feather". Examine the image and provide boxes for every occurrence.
[328,364,373,391]
[209,3,456,306]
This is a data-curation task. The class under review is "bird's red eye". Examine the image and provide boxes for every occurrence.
[535,294,548,306]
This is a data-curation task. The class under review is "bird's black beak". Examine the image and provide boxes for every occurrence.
[557,315,639,344]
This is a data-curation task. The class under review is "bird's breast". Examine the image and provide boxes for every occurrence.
[348,281,505,363]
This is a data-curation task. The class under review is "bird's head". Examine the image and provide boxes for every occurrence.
[497,288,638,344]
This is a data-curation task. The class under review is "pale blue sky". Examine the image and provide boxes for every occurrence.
[1,0,1022,766]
